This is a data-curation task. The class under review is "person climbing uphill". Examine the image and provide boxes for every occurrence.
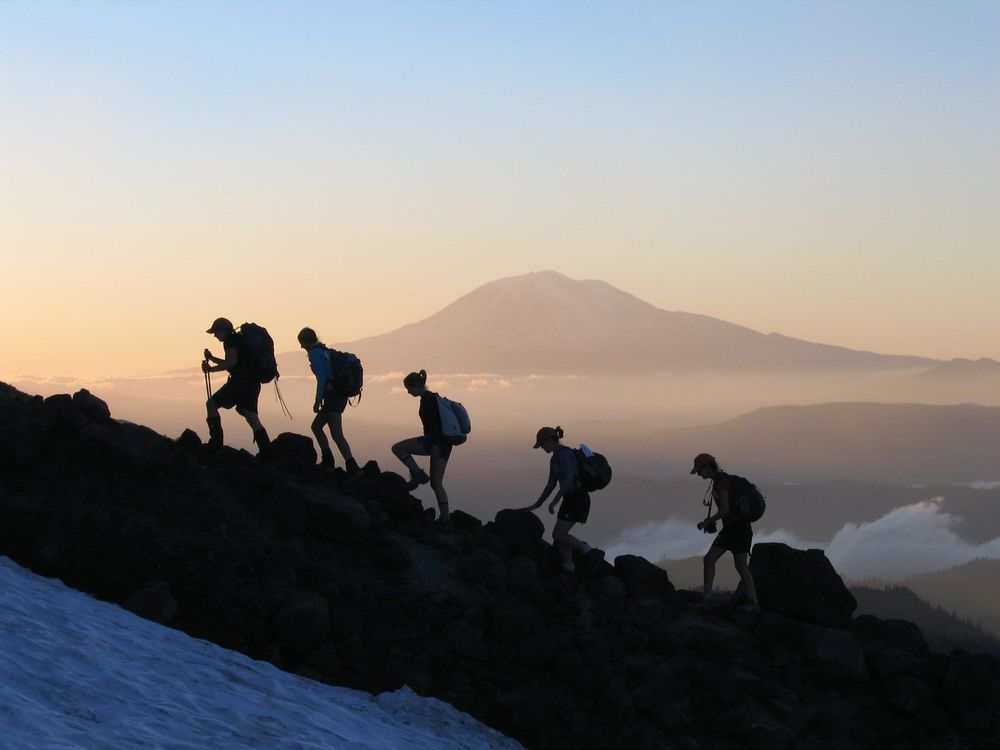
[526,426,604,574]
[297,327,360,476]
[691,452,761,613]
[202,317,270,456]
[391,370,459,525]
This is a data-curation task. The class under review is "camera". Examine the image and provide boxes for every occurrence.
[697,520,717,534]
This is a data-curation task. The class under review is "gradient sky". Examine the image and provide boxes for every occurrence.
[3,1,999,378]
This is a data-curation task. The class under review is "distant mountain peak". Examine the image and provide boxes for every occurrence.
[337,272,939,376]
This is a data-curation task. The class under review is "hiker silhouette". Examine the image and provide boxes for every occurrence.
[691,453,761,613]
[525,426,604,574]
[203,317,270,456]
[390,370,462,526]
[297,327,360,476]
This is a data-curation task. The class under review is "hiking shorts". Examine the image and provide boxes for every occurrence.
[712,520,753,555]
[319,390,349,415]
[417,435,456,461]
[557,489,591,524]
[212,377,261,412]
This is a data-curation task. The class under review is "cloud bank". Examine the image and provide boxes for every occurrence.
[606,498,1000,583]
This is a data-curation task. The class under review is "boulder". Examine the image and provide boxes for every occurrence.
[267,432,316,471]
[122,581,178,624]
[852,615,929,656]
[490,598,536,644]
[750,543,856,628]
[880,676,934,715]
[506,555,539,592]
[613,555,675,598]
[492,509,544,546]
[458,548,508,589]
[273,591,330,652]
[176,428,202,452]
[72,388,111,421]
[293,482,371,532]
[939,653,995,714]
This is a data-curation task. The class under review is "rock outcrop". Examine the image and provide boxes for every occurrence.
[1,381,998,750]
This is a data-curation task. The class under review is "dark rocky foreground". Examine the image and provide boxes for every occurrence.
[1,382,998,750]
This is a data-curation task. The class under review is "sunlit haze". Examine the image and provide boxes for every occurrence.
[3,1,999,381]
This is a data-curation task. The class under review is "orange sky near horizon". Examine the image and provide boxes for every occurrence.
[3,2,999,379]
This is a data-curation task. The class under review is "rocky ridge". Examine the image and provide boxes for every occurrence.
[0,381,998,750]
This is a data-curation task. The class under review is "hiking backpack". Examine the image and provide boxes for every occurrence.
[725,474,766,522]
[570,445,613,492]
[239,323,278,384]
[436,395,471,445]
[326,348,364,399]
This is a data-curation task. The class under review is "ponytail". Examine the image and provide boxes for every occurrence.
[403,369,427,389]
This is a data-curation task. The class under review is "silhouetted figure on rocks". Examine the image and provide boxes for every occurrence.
[691,452,760,613]
[527,426,603,574]
[297,327,360,475]
[391,370,458,525]
[202,317,270,456]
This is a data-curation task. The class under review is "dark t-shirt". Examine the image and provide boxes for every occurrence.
[418,391,442,438]
[223,332,249,378]
[713,476,737,525]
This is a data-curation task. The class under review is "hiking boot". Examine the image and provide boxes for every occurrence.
[345,457,361,477]
[253,428,271,458]
[206,417,223,451]
[736,602,761,614]
[320,451,336,472]
[405,468,430,491]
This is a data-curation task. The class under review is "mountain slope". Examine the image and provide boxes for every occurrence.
[641,402,1000,483]
[852,584,1000,655]
[898,559,1000,638]
[304,271,939,375]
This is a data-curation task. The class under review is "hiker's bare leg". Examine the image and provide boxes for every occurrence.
[392,437,430,464]
[429,445,449,521]
[327,412,354,463]
[206,398,219,419]
[553,519,588,568]
[733,553,759,604]
[703,545,726,596]
[311,413,331,454]
[236,407,263,432]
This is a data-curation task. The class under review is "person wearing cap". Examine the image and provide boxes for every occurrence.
[526,426,603,574]
[297,327,360,476]
[691,453,760,613]
[202,317,270,455]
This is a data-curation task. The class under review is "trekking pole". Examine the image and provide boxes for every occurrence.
[204,366,212,401]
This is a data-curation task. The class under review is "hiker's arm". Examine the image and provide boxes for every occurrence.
[206,346,237,373]
[547,486,566,514]
[527,466,557,510]
[707,490,729,523]
[308,348,328,408]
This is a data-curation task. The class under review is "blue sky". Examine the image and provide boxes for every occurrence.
[2,1,999,375]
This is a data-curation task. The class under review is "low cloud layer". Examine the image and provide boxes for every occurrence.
[607,498,1000,583]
